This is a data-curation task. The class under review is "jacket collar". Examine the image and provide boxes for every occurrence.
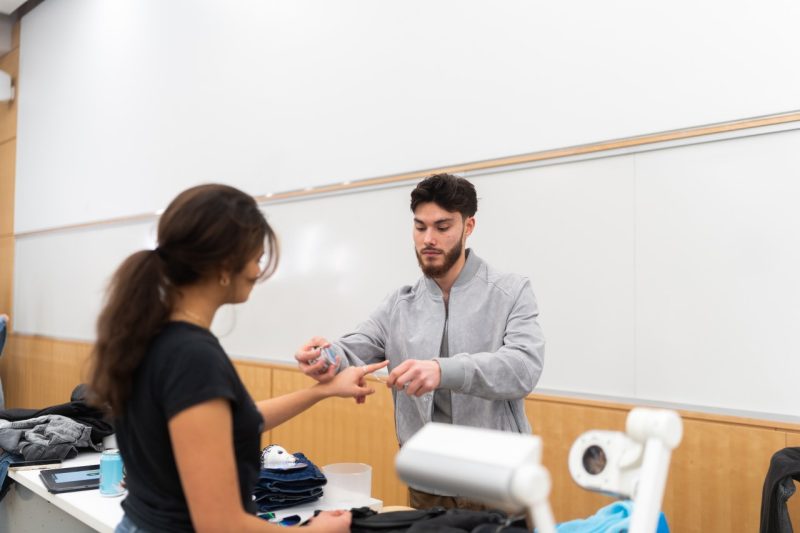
[422,248,482,297]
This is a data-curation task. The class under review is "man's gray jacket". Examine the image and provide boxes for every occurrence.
[330,250,545,447]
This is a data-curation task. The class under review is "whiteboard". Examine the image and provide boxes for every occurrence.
[15,0,800,232]
[15,127,800,418]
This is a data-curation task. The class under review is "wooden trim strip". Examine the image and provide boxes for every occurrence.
[15,110,800,239]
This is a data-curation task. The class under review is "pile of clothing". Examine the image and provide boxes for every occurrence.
[0,384,114,500]
[252,445,326,513]
[348,501,669,533]
[760,447,800,533]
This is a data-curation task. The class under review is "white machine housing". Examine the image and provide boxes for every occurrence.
[396,423,556,533]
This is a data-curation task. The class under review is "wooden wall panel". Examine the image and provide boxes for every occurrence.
[526,396,628,523]
[0,48,16,144]
[527,395,794,532]
[0,20,17,405]
[269,368,408,506]
[0,333,16,405]
[1,334,91,408]
[0,235,12,315]
[233,361,273,448]
[0,139,13,235]
[663,420,784,532]
[4,338,799,528]
[11,19,19,51]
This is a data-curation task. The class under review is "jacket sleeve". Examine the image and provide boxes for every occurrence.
[435,279,545,400]
[330,291,395,369]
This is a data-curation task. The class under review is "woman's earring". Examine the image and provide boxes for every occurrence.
[220,276,230,287]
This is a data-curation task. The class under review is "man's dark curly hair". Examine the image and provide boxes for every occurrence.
[410,173,478,218]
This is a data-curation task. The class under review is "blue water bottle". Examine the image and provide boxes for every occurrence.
[99,449,126,497]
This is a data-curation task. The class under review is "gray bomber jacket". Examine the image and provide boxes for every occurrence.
[331,250,545,446]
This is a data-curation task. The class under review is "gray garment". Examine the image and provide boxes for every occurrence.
[431,305,451,424]
[0,414,101,460]
[331,249,545,447]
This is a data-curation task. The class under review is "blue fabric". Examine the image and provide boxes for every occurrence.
[0,450,23,502]
[253,486,324,502]
[0,315,6,357]
[0,315,6,411]
[252,451,326,512]
[256,493,322,512]
[549,501,670,533]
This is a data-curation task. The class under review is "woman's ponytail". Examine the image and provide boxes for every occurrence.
[89,249,171,415]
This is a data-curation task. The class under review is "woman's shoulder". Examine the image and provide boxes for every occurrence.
[147,322,226,367]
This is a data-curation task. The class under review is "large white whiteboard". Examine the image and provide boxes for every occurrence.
[14,127,800,419]
[15,0,800,232]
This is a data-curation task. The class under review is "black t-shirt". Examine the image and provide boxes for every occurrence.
[116,321,264,532]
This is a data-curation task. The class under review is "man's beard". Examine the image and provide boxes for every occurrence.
[415,238,463,278]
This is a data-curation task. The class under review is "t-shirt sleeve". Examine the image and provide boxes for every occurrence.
[155,339,238,421]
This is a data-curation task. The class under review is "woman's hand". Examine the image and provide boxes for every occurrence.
[305,510,351,532]
[319,360,389,399]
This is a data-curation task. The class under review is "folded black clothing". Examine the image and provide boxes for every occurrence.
[347,507,528,533]
[0,384,113,444]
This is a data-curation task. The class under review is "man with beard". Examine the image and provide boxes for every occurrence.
[295,174,544,510]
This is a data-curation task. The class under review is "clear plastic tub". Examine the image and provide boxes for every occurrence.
[321,463,372,504]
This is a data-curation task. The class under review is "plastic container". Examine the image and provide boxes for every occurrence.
[321,463,372,504]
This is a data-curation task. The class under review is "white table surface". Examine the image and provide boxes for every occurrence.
[8,453,382,531]
[8,452,123,533]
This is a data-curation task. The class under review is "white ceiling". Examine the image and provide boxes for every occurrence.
[0,0,26,15]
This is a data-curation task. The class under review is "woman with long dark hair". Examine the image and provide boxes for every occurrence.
[90,184,384,533]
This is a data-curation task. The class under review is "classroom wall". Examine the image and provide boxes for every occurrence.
[12,125,800,420]
[0,15,16,332]
[14,0,800,233]
[11,0,800,420]
[3,335,799,532]
[3,2,800,531]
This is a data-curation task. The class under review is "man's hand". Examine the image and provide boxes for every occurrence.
[385,359,441,397]
[320,361,390,399]
[294,336,338,383]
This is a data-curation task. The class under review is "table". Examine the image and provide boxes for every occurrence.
[3,452,122,533]
[1,453,382,532]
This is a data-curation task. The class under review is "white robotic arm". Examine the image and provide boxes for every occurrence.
[568,408,683,533]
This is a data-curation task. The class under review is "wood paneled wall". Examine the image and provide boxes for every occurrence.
[269,368,408,506]
[0,21,18,320]
[3,333,799,531]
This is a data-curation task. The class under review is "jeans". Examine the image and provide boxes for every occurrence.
[0,315,7,410]
[0,450,22,501]
[253,452,326,512]
[115,514,153,533]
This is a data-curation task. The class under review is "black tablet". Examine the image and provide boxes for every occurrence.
[9,457,61,469]
[39,464,101,493]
